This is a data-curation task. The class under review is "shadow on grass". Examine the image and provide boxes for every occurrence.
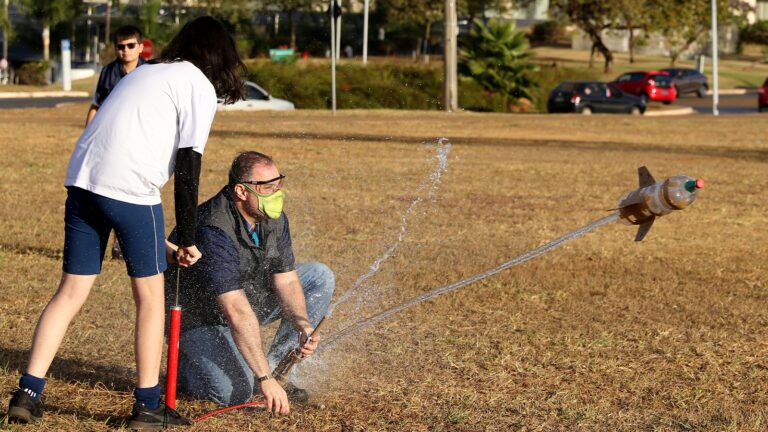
[210,129,768,162]
[0,346,135,393]
[1,347,138,428]
[0,407,129,430]
[0,243,62,261]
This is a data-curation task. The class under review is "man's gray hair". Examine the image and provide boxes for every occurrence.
[228,151,275,185]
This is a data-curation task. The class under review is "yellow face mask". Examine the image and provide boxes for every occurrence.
[241,184,285,219]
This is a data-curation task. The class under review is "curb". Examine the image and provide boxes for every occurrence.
[706,89,752,96]
[644,107,695,117]
[0,91,89,99]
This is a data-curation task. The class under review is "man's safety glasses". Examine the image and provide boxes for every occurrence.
[241,174,285,195]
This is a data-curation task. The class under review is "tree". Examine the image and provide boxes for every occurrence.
[648,0,750,66]
[2,0,12,60]
[18,0,79,61]
[379,0,444,55]
[459,19,537,111]
[204,0,255,24]
[379,0,531,56]
[137,0,162,43]
[615,0,650,64]
[464,0,510,21]
[256,0,319,51]
[551,0,618,73]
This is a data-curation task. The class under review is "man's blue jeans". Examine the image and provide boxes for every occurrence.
[177,262,335,405]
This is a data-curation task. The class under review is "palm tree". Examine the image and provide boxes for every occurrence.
[18,0,75,61]
[459,19,537,111]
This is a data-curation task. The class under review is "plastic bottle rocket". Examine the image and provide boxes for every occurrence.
[616,166,704,241]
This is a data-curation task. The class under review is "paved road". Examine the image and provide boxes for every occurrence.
[0,92,764,115]
[675,91,762,115]
[0,96,90,109]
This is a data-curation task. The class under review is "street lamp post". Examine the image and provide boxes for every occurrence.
[105,0,111,45]
[362,0,369,65]
[444,0,458,112]
[711,0,719,116]
[330,0,337,115]
[2,0,8,61]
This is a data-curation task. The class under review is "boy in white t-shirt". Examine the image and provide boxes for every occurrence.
[84,24,147,261]
[7,16,247,429]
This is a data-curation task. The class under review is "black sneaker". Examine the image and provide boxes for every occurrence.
[126,401,192,430]
[284,382,310,403]
[6,389,43,424]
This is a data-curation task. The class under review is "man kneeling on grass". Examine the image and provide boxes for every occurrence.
[165,151,334,415]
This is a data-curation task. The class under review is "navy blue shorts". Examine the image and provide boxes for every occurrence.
[63,187,167,277]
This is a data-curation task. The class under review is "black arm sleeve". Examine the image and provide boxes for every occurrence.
[174,148,202,247]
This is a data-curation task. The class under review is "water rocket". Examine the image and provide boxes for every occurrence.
[615,166,704,241]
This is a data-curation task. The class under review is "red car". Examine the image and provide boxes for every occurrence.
[612,71,677,105]
[759,77,768,112]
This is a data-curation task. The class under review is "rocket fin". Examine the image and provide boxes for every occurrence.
[638,166,656,188]
[616,194,644,209]
[634,217,655,242]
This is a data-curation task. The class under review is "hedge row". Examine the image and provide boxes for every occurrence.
[246,60,599,113]
[741,20,768,46]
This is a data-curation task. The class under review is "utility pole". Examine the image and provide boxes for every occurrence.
[335,13,341,60]
[362,0,369,65]
[105,0,112,46]
[711,0,719,116]
[42,25,49,61]
[443,0,458,112]
[2,0,8,61]
[85,6,92,63]
[330,0,337,115]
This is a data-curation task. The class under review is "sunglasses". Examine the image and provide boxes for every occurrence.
[116,43,138,50]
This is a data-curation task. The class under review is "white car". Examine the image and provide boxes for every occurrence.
[218,81,295,111]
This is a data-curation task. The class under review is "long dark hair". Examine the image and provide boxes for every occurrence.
[157,16,246,104]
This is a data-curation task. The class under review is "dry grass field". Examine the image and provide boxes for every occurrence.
[0,106,767,431]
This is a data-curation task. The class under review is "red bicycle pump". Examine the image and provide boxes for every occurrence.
[166,268,182,409]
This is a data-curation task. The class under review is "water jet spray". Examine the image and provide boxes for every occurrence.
[191,166,705,423]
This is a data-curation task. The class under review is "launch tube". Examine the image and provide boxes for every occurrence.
[166,306,182,409]
[272,317,326,386]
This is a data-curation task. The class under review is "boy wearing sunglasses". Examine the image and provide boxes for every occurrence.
[85,25,146,126]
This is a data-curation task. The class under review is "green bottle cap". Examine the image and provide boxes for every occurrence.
[684,180,697,193]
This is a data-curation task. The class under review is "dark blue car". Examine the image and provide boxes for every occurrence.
[547,81,646,115]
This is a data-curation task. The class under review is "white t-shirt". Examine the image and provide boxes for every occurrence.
[65,61,217,205]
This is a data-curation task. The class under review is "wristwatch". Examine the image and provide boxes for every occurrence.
[257,373,273,382]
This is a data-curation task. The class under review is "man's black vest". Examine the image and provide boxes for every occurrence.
[166,186,287,333]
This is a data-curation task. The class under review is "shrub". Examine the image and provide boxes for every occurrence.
[529,20,567,46]
[740,20,768,46]
[16,61,50,86]
[245,60,598,113]
[246,60,500,111]
[459,19,538,111]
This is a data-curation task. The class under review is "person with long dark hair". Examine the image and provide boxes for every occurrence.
[6,16,246,429]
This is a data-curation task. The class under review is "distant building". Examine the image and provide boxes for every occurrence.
[570,7,749,59]
[746,0,768,23]
[486,0,550,25]
[344,0,551,26]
